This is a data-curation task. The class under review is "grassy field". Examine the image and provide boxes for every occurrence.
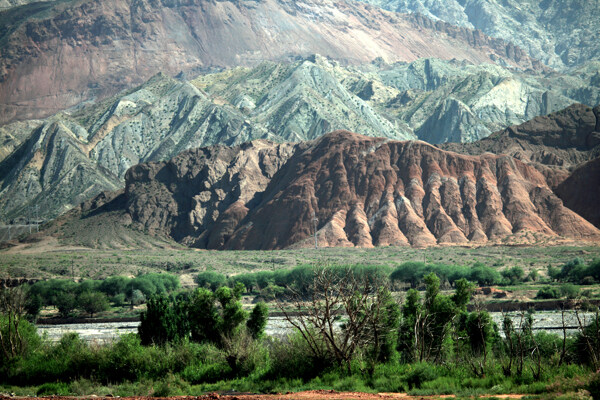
[2,242,599,282]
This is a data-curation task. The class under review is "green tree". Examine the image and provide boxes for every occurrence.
[451,278,473,310]
[77,291,110,318]
[456,310,496,377]
[0,287,41,364]
[246,302,268,340]
[138,295,188,345]
[469,263,501,286]
[398,273,457,364]
[398,289,421,362]
[55,292,77,318]
[195,271,227,291]
[501,266,525,285]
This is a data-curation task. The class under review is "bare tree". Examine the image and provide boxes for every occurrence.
[574,305,600,370]
[277,266,397,373]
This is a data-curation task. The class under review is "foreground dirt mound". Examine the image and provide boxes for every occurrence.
[80,129,600,250]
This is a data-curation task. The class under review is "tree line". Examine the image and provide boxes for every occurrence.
[24,273,180,318]
[1,263,600,397]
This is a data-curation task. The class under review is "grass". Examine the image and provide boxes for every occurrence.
[2,244,599,281]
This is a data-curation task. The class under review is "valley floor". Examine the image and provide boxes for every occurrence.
[2,243,599,282]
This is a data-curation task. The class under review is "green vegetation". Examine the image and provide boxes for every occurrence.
[25,273,180,319]
[548,258,600,284]
[1,264,600,398]
[2,245,599,281]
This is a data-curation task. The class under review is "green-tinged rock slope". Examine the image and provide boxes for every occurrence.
[1,57,599,222]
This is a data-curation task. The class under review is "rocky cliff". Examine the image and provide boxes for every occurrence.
[81,130,599,249]
[358,0,600,69]
[0,0,541,124]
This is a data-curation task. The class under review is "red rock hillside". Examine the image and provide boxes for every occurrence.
[115,130,600,249]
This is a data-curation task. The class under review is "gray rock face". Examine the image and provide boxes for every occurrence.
[0,0,540,124]
[357,0,600,69]
[0,121,121,221]
[416,98,490,143]
[1,57,598,221]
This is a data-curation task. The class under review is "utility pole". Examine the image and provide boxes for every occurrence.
[312,212,319,249]
[35,205,39,232]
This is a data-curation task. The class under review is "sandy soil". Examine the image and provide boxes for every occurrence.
[0,390,528,400]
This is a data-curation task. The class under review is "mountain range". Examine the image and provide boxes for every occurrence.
[0,0,599,250]
[1,56,598,222]
[0,0,540,125]
[29,104,600,249]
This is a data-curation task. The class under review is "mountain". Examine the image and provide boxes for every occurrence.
[357,0,600,69]
[0,0,542,124]
[71,130,599,250]
[1,57,599,222]
[555,157,600,229]
[439,104,600,171]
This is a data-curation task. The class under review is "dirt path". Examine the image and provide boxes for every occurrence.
[1,390,528,400]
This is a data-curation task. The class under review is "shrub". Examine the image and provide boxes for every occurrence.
[152,373,190,397]
[195,271,227,291]
[586,372,600,400]
[404,362,440,389]
[36,382,70,396]
[536,286,561,299]
[266,333,332,380]
[560,284,580,299]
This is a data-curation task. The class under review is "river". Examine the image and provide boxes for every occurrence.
[36,311,596,343]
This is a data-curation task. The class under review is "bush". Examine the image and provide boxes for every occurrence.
[152,373,190,397]
[36,382,70,396]
[560,284,580,299]
[404,362,440,389]
[266,333,332,380]
[195,271,227,291]
[536,287,561,299]
[586,372,600,399]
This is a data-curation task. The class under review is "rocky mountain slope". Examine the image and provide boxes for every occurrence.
[76,130,599,250]
[440,104,600,171]
[1,57,599,222]
[358,0,600,69]
[555,157,600,229]
[0,0,541,124]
